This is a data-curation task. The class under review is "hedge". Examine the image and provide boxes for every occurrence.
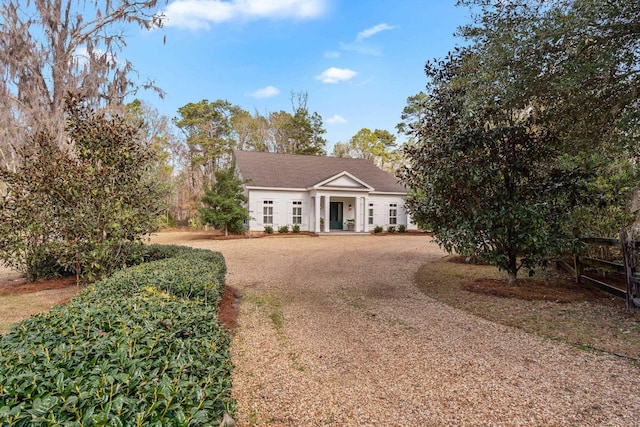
[0,244,235,426]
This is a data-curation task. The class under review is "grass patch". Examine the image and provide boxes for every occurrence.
[416,255,640,360]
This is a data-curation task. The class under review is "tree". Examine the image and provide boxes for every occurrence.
[0,0,164,168]
[173,99,246,188]
[396,92,428,145]
[349,128,397,170]
[331,142,353,158]
[400,47,577,284]
[0,95,167,281]
[263,92,327,155]
[199,167,249,237]
[126,99,182,226]
[401,0,640,282]
[456,0,640,236]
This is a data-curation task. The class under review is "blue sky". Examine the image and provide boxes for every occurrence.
[124,0,472,151]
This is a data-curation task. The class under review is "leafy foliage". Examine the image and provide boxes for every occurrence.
[199,167,249,236]
[400,0,640,282]
[278,225,289,234]
[0,245,234,425]
[456,0,640,235]
[400,47,578,283]
[264,226,274,234]
[0,96,167,281]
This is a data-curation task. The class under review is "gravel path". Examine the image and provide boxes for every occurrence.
[151,233,640,426]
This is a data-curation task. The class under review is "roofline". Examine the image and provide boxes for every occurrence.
[311,170,374,191]
[245,186,307,192]
[370,191,407,196]
[244,185,406,196]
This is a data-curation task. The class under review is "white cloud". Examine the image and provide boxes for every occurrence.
[250,85,280,98]
[316,67,357,84]
[323,50,340,59]
[356,23,395,41]
[339,41,381,56]
[163,0,328,30]
[326,114,346,125]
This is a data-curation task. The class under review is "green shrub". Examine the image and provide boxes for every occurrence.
[292,224,301,233]
[278,225,289,234]
[374,225,383,233]
[398,224,407,233]
[388,225,396,233]
[0,246,234,425]
[0,99,167,282]
[264,225,274,234]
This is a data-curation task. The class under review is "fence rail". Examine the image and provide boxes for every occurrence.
[563,230,640,311]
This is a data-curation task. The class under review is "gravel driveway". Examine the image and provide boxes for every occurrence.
[151,233,640,426]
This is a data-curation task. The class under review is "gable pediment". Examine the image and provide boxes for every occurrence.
[311,171,373,191]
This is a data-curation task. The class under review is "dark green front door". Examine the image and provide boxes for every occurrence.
[329,202,343,230]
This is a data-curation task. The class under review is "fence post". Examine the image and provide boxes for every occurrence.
[621,228,638,312]
[573,254,583,283]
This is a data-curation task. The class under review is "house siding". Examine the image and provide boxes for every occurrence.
[247,189,311,231]
[245,188,410,232]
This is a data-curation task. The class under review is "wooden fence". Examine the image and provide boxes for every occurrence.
[557,230,640,311]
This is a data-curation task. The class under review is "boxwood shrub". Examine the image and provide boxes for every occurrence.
[0,245,235,426]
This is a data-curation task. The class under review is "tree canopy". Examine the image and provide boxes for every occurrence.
[0,0,164,167]
[400,0,640,283]
[0,95,167,281]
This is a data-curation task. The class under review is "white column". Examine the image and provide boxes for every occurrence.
[314,195,321,232]
[363,196,369,232]
[354,197,361,232]
[324,195,331,232]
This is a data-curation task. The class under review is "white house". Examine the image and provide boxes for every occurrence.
[233,150,414,233]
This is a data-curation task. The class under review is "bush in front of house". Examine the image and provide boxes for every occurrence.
[278,225,289,234]
[387,226,396,233]
[0,246,235,425]
[398,224,407,233]
[292,224,301,233]
[374,225,383,233]
[264,225,274,234]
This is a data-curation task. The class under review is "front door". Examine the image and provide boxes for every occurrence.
[329,202,343,230]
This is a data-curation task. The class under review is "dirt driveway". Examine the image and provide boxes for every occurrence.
[151,233,640,426]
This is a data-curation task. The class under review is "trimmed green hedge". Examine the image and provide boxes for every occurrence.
[0,244,235,425]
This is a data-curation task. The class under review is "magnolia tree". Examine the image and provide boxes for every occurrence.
[400,0,640,283]
[0,96,167,281]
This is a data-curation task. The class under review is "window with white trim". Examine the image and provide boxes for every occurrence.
[292,200,302,224]
[389,203,397,225]
[368,203,374,225]
[263,200,273,224]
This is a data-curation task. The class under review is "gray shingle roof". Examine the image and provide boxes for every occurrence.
[233,151,406,193]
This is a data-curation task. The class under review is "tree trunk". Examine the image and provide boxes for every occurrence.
[507,251,518,285]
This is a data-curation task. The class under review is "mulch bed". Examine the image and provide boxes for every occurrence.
[463,277,612,303]
[0,276,78,295]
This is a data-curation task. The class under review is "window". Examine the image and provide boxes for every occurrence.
[263,200,273,224]
[368,203,374,225]
[389,203,397,225]
[292,201,302,224]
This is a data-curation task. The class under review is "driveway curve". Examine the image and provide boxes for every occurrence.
[150,233,640,426]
